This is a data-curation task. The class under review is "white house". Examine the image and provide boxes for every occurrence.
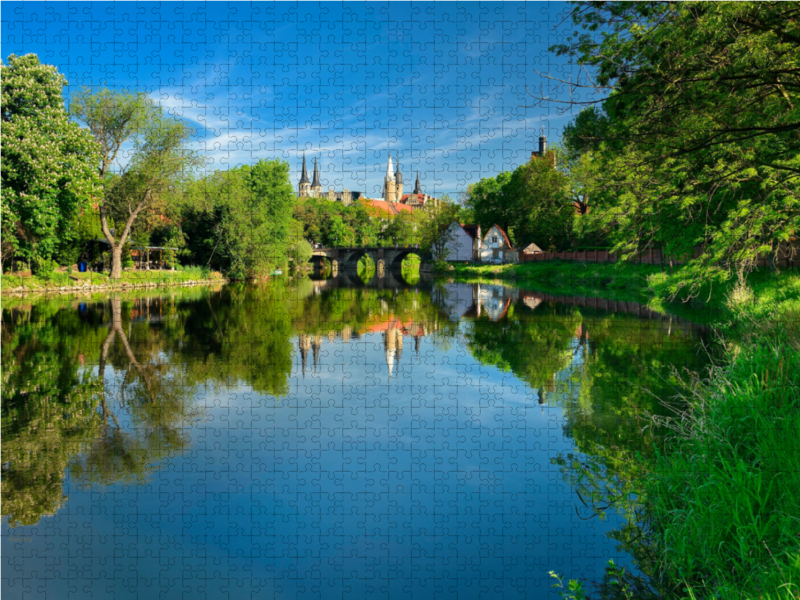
[479,225,518,264]
[437,221,479,262]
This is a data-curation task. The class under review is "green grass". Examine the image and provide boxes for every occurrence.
[643,322,800,600]
[1,266,222,294]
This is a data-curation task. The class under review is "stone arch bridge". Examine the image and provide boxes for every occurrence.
[310,247,432,277]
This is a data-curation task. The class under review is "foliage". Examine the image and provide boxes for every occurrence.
[465,158,575,250]
[289,238,313,269]
[181,160,295,279]
[70,88,198,278]
[549,2,800,286]
[643,331,800,599]
[293,197,381,247]
[503,155,573,251]
[1,54,101,270]
[465,172,514,238]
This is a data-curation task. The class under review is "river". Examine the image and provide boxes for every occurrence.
[1,277,710,599]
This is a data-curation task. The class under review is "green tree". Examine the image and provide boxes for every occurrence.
[546,2,800,284]
[70,89,198,279]
[0,54,101,272]
[504,156,574,251]
[465,172,514,236]
[181,160,295,279]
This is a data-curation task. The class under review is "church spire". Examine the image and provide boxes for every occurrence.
[395,152,402,184]
[385,152,395,179]
[311,156,321,188]
[299,152,310,185]
[413,171,422,195]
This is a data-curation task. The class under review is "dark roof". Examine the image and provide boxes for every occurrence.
[299,153,310,185]
[461,224,479,239]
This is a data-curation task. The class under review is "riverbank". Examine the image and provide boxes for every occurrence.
[450,260,800,599]
[0,267,228,297]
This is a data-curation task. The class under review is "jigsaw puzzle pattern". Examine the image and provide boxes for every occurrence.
[2,1,567,197]
[1,279,710,599]
[0,3,686,599]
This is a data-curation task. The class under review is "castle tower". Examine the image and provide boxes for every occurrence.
[383,153,396,203]
[311,156,323,197]
[413,171,422,195]
[298,152,311,198]
[394,153,403,200]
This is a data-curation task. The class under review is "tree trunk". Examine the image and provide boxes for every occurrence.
[769,238,779,274]
[110,245,124,279]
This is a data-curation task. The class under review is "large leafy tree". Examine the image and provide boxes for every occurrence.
[182,159,295,279]
[465,172,514,237]
[504,157,573,251]
[1,54,101,272]
[545,2,800,282]
[70,89,198,278]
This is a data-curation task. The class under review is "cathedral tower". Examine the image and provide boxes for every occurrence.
[413,171,422,195]
[395,153,403,200]
[298,152,311,198]
[311,156,323,197]
[383,152,396,203]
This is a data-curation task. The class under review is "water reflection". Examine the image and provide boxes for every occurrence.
[1,279,709,599]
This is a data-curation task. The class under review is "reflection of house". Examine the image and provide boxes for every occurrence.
[474,284,513,321]
[479,225,518,264]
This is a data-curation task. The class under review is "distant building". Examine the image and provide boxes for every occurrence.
[399,172,433,207]
[298,152,312,198]
[296,153,324,198]
[362,199,417,218]
[530,130,556,168]
[522,242,544,255]
[479,224,518,264]
[382,152,404,203]
[326,188,365,206]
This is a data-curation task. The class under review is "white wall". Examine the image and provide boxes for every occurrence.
[441,222,474,262]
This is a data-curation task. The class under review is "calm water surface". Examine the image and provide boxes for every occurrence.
[1,277,709,599]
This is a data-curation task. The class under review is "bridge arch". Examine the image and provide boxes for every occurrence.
[388,248,424,270]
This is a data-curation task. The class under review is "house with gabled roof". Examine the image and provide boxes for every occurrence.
[437,221,480,261]
[479,224,518,264]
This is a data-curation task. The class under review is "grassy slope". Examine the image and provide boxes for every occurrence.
[449,260,800,600]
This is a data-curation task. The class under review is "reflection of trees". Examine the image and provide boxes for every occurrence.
[458,288,713,598]
[464,301,581,394]
[1,302,103,527]
[69,298,197,487]
[1,296,199,527]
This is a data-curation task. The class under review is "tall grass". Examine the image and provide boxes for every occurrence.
[644,313,800,599]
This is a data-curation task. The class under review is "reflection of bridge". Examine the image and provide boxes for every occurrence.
[310,268,433,290]
[310,246,432,274]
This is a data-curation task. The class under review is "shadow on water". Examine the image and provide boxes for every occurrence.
[1,278,714,599]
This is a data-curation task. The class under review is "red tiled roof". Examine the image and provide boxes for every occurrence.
[362,199,417,217]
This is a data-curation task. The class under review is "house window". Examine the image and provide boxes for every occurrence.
[492,236,498,243]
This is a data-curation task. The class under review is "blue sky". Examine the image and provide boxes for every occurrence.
[2,1,581,198]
